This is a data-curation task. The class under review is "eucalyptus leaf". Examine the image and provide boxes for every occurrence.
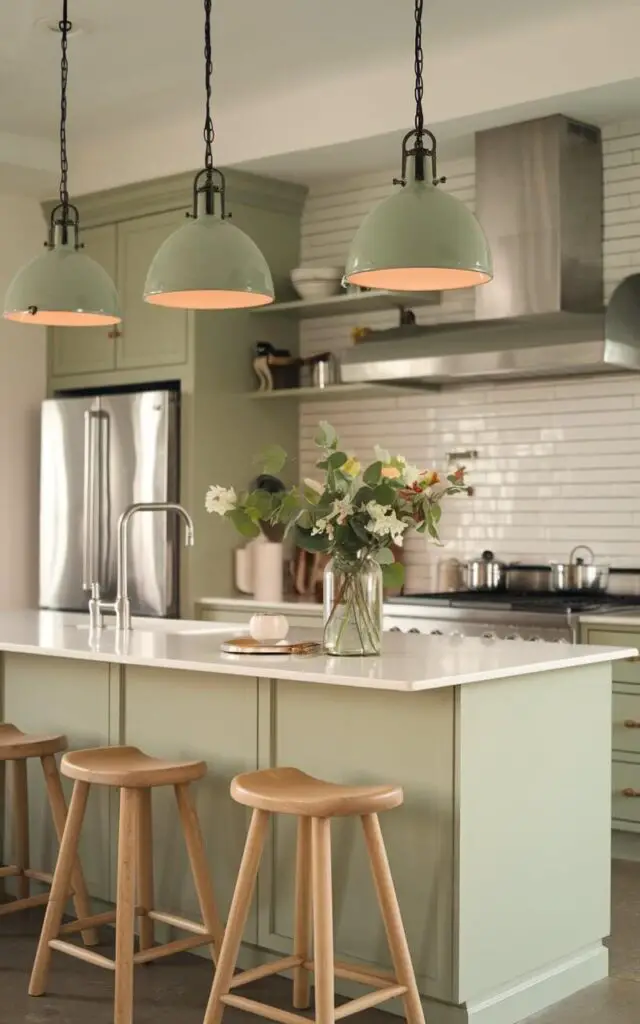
[372,483,395,505]
[363,461,382,487]
[382,562,405,589]
[294,526,331,553]
[258,444,287,475]
[328,451,348,469]
[373,547,394,565]
[245,489,272,518]
[315,421,337,449]
[350,519,371,544]
[228,508,261,539]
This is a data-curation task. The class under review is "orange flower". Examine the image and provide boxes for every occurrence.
[421,471,440,487]
[381,465,401,480]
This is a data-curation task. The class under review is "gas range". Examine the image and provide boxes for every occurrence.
[384,590,640,643]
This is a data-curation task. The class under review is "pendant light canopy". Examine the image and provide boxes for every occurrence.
[344,0,492,293]
[144,0,274,310]
[4,1,120,327]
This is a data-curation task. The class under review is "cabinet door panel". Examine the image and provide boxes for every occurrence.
[584,628,640,685]
[116,211,189,370]
[50,224,118,376]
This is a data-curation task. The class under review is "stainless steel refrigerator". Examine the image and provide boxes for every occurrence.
[40,388,180,617]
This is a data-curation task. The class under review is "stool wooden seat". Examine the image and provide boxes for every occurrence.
[232,767,403,817]
[0,723,67,760]
[29,744,223,1024]
[62,745,206,788]
[0,723,96,945]
[204,766,425,1024]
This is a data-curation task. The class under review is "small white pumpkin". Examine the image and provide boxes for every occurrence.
[249,613,290,643]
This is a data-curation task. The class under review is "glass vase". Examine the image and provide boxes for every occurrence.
[323,556,383,656]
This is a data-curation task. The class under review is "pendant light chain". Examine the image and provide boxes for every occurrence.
[203,0,215,173]
[58,0,71,217]
[414,0,424,139]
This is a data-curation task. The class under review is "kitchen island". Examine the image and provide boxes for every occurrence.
[0,611,633,1024]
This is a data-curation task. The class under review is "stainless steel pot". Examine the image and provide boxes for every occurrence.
[549,545,610,593]
[505,564,551,592]
[464,550,506,591]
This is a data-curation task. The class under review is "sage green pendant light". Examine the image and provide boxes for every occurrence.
[4,0,120,327]
[344,0,492,292]
[144,0,274,310]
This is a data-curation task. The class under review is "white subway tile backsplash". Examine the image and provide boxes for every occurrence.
[295,121,640,586]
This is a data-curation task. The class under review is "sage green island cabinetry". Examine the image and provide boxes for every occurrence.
[45,170,307,613]
[0,611,633,1024]
[580,614,640,854]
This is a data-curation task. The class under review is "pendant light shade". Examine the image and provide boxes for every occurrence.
[345,172,492,292]
[144,179,274,310]
[344,0,492,293]
[144,0,273,311]
[3,1,120,328]
[4,223,120,327]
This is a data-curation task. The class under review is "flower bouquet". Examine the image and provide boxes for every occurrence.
[206,421,466,656]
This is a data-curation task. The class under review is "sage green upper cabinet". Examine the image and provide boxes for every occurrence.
[50,224,118,377]
[115,210,189,371]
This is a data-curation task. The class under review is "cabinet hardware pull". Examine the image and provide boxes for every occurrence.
[624,720,640,729]
[107,328,122,340]
[625,655,640,663]
[621,788,640,797]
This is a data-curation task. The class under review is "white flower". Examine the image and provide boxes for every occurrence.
[402,462,421,487]
[364,501,409,543]
[331,496,353,525]
[374,444,390,464]
[205,485,237,516]
[304,478,324,494]
[311,516,334,540]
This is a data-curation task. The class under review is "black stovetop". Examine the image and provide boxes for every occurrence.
[388,590,640,614]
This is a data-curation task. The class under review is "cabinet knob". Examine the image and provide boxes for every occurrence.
[625,655,640,663]
[624,720,640,729]
[621,788,640,797]
[107,328,122,340]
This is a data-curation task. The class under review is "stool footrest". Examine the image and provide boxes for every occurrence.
[334,985,408,1020]
[305,958,397,990]
[147,909,210,935]
[59,910,117,935]
[0,892,50,916]
[49,939,115,971]
[0,864,20,878]
[221,994,310,1024]
[24,868,54,886]
[133,933,214,964]
[229,955,303,990]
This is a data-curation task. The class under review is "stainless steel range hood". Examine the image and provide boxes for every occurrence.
[341,115,640,385]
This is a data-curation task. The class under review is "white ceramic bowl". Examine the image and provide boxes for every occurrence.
[291,266,343,301]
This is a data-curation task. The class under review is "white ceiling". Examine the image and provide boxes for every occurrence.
[1,0,640,195]
[1,0,625,137]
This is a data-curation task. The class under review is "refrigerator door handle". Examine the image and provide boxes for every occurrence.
[82,410,102,591]
[99,410,111,589]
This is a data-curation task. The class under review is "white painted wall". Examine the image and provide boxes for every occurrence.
[0,197,47,608]
[298,119,640,591]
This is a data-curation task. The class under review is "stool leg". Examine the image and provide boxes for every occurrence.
[12,759,30,899]
[311,817,334,1024]
[115,788,137,1024]
[174,783,223,962]
[40,754,99,947]
[292,816,312,1009]
[136,789,155,954]
[29,780,89,997]
[203,808,269,1024]
[361,814,425,1024]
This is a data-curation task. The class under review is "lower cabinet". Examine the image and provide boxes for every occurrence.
[2,654,113,901]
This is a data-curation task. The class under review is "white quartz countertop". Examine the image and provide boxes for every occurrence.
[0,611,634,693]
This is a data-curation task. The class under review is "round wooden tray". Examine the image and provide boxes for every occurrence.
[220,636,322,656]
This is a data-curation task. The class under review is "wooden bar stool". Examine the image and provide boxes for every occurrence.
[204,767,425,1024]
[0,723,96,944]
[29,745,223,1024]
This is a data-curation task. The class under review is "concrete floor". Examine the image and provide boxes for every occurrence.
[0,860,638,1024]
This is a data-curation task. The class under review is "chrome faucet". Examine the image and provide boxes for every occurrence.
[88,502,195,630]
